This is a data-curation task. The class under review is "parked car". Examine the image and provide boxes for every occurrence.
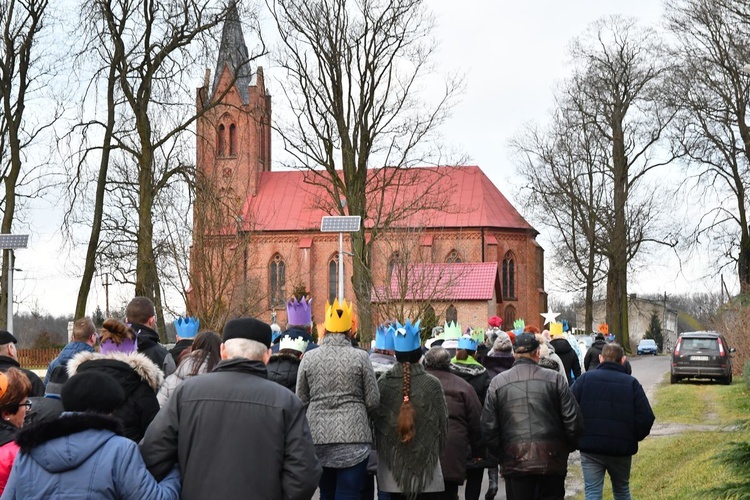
[637,338,658,355]
[670,331,735,385]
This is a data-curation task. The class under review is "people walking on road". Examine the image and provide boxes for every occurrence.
[68,319,163,442]
[481,332,583,500]
[425,346,482,500]
[373,319,448,499]
[44,317,97,385]
[296,299,379,499]
[3,371,180,500]
[157,330,221,406]
[140,316,321,500]
[571,343,655,500]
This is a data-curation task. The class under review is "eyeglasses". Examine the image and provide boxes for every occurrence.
[18,401,31,409]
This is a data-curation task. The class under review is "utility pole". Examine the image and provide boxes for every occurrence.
[103,274,111,317]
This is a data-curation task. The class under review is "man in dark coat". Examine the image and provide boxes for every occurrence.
[126,296,169,373]
[584,333,608,372]
[481,333,583,500]
[140,317,321,500]
[0,331,44,396]
[571,343,655,500]
[550,333,581,384]
[425,347,483,499]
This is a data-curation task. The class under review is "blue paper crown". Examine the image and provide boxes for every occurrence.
[175,317,199,338]
[375,324,396,350]
[394,319,421,352]
[457,334,478,351]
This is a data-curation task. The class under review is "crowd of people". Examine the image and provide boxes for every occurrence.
[0,295,655,500]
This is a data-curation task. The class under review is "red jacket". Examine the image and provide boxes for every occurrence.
[0,440,19,494]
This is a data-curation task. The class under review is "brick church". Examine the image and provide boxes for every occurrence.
[189,7,547,333]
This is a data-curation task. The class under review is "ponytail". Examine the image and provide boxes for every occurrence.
[397,362,416,443]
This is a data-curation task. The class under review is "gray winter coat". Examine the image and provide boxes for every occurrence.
[140,358,321,500]
[296,334,380,445]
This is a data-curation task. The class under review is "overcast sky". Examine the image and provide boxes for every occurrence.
[13,0,723,319]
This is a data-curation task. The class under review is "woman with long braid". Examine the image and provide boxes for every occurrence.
[374,320,448,500]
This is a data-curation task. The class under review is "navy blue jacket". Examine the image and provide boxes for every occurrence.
[570,361,655,456]
[44,342,94,385]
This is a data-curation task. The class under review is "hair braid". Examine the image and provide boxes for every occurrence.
[397,362,415,443]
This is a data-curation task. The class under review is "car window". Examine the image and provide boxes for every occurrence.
[681,338,719,353]
[640,339,656,346]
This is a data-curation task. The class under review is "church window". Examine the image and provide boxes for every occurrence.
[388,251,403,282]
[328,254,344,304]
[229,124,237,156]
[502,251,516,300]
[446,249,462,263]
[217,124,226,157]
[503,305,516,328]
[269,253,286,308]
[445,304,457,324]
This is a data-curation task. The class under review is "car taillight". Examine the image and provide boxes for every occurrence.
[674,338,681,356]
[718,338,725,356]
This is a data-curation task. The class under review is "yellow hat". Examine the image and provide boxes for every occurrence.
[325,298,353,333]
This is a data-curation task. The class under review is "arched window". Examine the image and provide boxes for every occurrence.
[502,251,516,300]
[503,305,516,329]
[269,253,286,308]
[388,251,402,281]
[446,249,462,263]
[229,124,237,156]
[259,118,266,165]
[217,124,226,157]
[445,304,457,324]
[328,255,344,304]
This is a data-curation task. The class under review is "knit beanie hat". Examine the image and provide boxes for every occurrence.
[492,333,513,353]
[62,371,125,414]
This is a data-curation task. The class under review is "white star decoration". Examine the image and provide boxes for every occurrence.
[540,310,560,326]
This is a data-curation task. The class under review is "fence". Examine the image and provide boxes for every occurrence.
[18,348,61,370]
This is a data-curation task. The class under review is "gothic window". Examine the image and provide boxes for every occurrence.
[269,253,286,308]
[217,124,226,157]
[503,305,516,328]
[445,304,458,324]
[388,251,402,281]
[259,118,266,165]
[502,251,516,300]
[328,255,344,304]
[229,124,237,156]
[446,249,462,263]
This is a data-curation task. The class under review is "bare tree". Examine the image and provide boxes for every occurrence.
[0,0,60,328]
[267,0,461,340]
[64,0,262,335]
[666,0,750,292]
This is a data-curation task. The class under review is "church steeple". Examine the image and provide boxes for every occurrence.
[212,1,253,104]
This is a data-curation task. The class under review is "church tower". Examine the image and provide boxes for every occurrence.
[195,2,271,225]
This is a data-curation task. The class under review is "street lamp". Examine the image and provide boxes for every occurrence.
[320,216,361,302]
[0,234,28,334]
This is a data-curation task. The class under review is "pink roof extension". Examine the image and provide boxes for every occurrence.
[373,261,499,302]
[240,166,534,233]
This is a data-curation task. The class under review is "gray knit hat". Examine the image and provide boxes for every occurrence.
[492,333,513,352]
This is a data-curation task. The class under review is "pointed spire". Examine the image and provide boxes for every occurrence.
[212,1,253,104]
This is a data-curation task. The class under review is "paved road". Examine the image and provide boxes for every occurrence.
[315,355,671,500]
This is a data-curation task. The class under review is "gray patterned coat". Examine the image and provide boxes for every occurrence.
[297,334,380,445]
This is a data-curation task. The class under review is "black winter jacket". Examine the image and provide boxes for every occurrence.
[68,351,163,442]
[550,338,581,384]
[266,353,302,392]
[584,340,607,371]
[481,352,515,380]
[130,323,169,373]
[571,362,654,456]
[480,358,584,476]
[140,357,321,500]
[0,356,44,397]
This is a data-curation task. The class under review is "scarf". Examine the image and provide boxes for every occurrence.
[374,363,447,499]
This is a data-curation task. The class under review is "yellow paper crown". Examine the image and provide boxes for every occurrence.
[325,298,353,333]
[549,322,564,337]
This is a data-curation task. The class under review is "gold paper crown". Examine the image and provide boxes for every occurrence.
[325,298,353,333]
[549,322,564,337]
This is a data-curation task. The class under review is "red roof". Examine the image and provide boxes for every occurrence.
[240,166,534,233]
[372,262,499,302]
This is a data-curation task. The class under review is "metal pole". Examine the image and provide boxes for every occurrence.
[7,250,13,334]
[338,232,344,301]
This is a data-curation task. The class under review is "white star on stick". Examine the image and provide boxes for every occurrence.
[540,311,559,326]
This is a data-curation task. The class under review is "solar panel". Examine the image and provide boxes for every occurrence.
[0,234,28,249]
[320,216,361,232]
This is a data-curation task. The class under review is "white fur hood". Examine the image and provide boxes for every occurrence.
[67,350,164,392]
